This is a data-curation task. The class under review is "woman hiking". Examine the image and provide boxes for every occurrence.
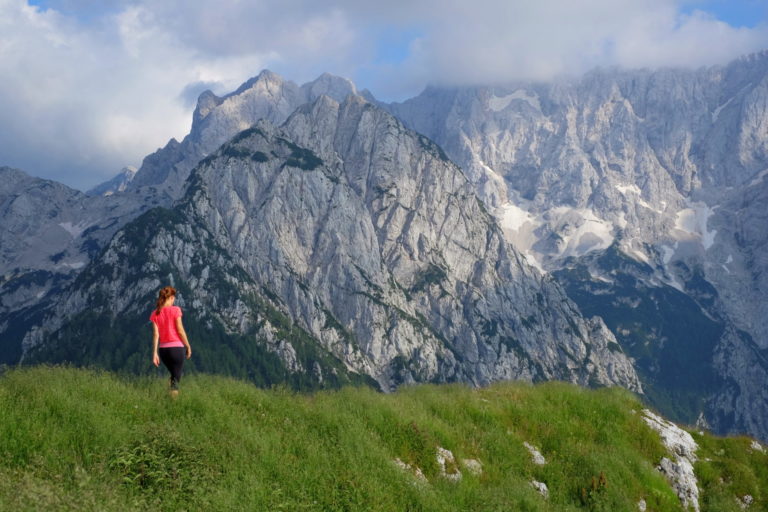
[150,286,192,397]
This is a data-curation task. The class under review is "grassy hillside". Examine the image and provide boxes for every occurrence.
[0,367,765,511]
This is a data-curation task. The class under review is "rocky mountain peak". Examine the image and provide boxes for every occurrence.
[301,72,357,102]
[0,166,30,189]
[227,69,286,97]
[11,54,768,440]
[86,166,137,197]
[19,84,641,393]
[192,90,224,126]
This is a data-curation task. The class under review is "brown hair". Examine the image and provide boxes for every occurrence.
[155,286,176,315]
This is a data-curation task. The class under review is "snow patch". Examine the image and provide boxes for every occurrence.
[488,89,541,112]
[496,204,616,267]
[495,201,545,271]
[673,201,717,250]
[748,168,768,187]
[616,212,628,229]
[59,221,88,238]
[712,96,734,122]
[626,247,649,264]
[550,207,615,259]
[615,183,662,212]
[712,82,751,122]
[616,184,642,196]
[61,261,86,270]
[661,245,675,265]
[498,201,536,232]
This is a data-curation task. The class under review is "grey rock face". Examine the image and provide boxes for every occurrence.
[385,51,768,438]
[0,166,144,332]
[387,53,768,343]
[22,96,641,393]
[0,167,90,277]
[0,167,126,310]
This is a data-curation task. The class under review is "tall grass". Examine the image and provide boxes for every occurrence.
[0,366,765,511]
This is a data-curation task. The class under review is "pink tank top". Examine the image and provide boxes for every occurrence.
[150,306,185,348]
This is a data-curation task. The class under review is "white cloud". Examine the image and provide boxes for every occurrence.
[0,1,198,189]
[0,0,766,190]
[388,0,768,86]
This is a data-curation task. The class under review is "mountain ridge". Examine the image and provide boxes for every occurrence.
[21,93,640,393]
[4,51,768,440]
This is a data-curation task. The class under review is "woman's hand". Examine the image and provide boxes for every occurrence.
[186,346,192,359]
[153,352,160,367]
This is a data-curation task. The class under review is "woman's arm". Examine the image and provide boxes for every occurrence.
[152,323,160,367]
[175,317,192,359]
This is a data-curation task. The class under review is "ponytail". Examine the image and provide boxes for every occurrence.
[155,286,176,315]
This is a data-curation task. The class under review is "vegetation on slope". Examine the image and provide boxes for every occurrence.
[0,367,766,511]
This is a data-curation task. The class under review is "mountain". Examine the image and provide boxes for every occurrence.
[385,51,768,438]
[0,166,145,364]
[86,166,137,196]
[5,51,768,441]
[21,94,639,393]
[0,72,369,369]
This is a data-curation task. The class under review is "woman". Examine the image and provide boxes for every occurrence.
[150,286,192,397]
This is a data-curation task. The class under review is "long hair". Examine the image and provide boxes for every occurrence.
[154,286,176,315]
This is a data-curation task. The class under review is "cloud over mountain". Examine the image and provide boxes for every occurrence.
[2,0,767,189]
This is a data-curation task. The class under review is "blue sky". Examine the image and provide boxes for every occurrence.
[681,0,767,27]
[4,0,768,190]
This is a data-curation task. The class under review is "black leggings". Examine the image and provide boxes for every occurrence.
[159,347,186,390]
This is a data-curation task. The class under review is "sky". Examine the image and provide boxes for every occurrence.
[2,0,768,191]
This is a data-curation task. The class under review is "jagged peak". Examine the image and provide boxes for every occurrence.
[302,72,358,103]
[224,69,289,100]
[86,166,137,197]
[192,89,223,125]
[0,166,29,180]
[306,72,355,88]
[257,68,283,81]
[359,88,378,103]
[0,166,34,194]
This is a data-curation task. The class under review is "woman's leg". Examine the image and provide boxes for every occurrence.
[158,347,186,390]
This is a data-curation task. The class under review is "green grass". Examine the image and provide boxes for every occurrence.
[0,367,766,511]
